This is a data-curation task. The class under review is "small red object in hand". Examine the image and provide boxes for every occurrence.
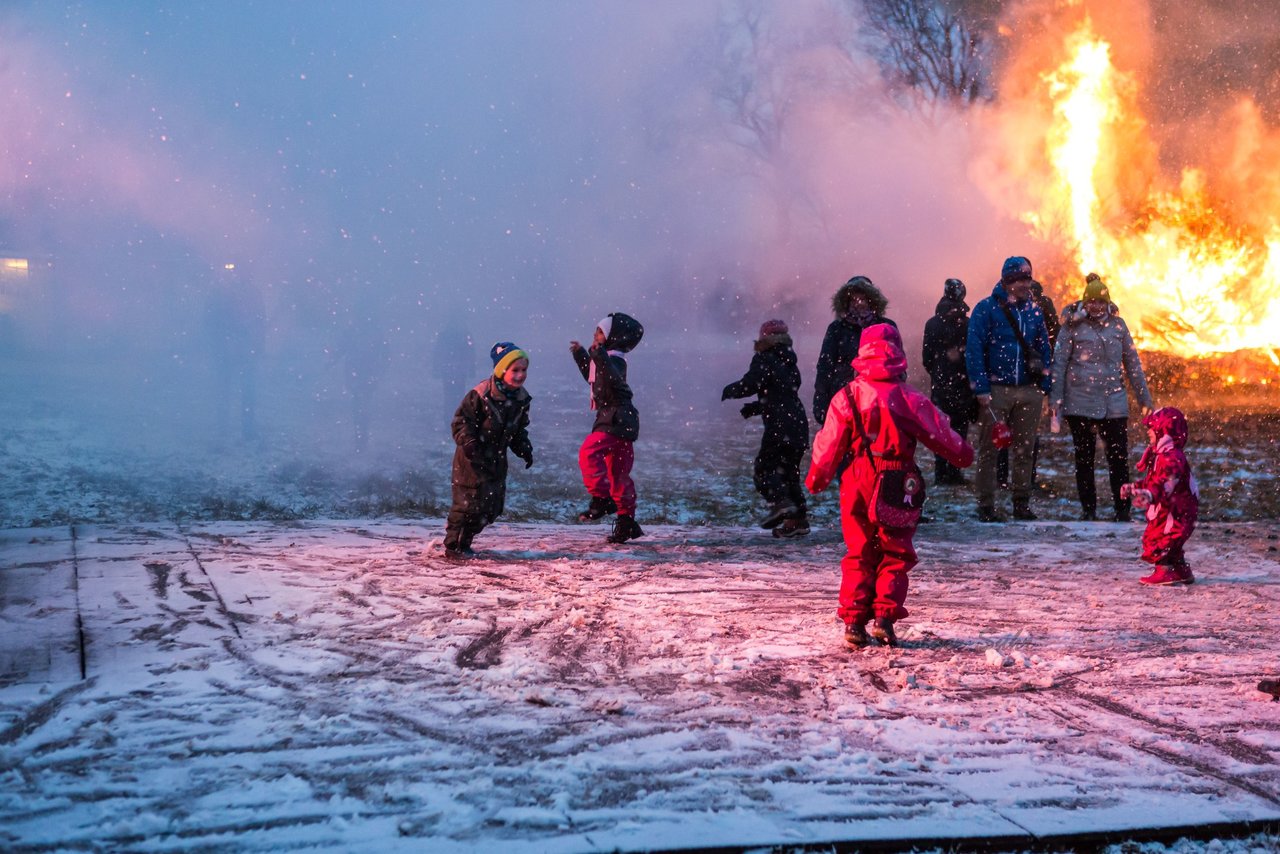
[992,421,1013,449]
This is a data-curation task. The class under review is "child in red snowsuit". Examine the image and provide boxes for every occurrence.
[806,324,974,647]
[1121,406,1199,585]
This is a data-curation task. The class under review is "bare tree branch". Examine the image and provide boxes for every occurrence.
[855,0,992,115]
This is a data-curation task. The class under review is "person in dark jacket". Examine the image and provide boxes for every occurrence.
[965,256,1053,522]
[444,342,533,558]
[1031,279,1061,350]
[722,319,811,537]
[921,278,976,486]
[570,312,644,544]
[813,276,896,425]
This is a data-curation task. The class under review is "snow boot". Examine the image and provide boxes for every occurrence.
[1011,499,1037,521]
[607,515,644,544]
[443,545,474,561]
[772,517,810,538]
[1258,680,1280,701]
[976,506,1004,523]
[870,617,897,647]
[1139,565,1193,586]
[759,501,798,530]
[578,496,618,522]
[843,622,870,648]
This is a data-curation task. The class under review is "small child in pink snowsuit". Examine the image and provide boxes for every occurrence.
[1120,406,1199,586]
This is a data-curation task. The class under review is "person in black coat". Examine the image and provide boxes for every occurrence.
[444,342,533,557]
[922,278,977,485]
[570,312,644,544]
[722,319,811,537]
[813,276,896,425]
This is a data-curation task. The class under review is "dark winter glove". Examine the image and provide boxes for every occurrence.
[721,385,732,401]
[740,401,762,419]
[516,448,533,469]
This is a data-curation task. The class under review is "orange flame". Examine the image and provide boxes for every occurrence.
[1023,19,1280,360]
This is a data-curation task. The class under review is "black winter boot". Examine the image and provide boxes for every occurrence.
[1012,499,1037,521]
[843,622,870,648]
[870,617,897,647]
[759,501,798,530]
[578,496,618,522]
[772,516,810,538]
[607,515,644,544]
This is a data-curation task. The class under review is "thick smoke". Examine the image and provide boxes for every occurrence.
[12,1,1270,516]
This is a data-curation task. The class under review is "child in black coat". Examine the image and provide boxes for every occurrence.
[570,313,644,544]
[444,342,533,558]
[722,319,811,537]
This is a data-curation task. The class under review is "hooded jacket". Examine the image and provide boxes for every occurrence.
[921,295,976,417]
[1050,300,1153,419]
[965,282,1053,395]
[1133,407,1198,559]
[806,324,974,494]
[450,376,533,494]
[813,279,896,424]
[572,346,639,442]
[722,332,809,447]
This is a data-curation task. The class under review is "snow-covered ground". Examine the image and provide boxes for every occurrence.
[2,354,1280,852]
[3,516,1280,852]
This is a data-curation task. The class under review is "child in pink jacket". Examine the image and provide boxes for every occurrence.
[1121,407,1199,585]
[806,324,974,647]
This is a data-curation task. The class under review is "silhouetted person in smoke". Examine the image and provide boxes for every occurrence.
[203,263,265,441]
[433,322,475,423]
[922,278,976,486]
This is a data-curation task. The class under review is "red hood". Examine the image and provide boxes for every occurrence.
[851,322,908,380]
[1143,406,1188,448]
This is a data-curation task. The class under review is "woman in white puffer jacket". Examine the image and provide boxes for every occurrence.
[1050,273,1155,522]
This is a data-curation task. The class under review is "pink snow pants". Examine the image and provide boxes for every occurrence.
[837,456,917,625]
[579,431,636,516]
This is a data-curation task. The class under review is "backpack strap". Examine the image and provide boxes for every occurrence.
[843,384,878,473]
[998,299,1038,378]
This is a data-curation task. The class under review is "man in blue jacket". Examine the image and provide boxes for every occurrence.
[965,256,1053,522]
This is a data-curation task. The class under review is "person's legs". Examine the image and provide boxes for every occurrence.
[872,524,918,622]
[974,388,1011,513]
[601,435,637,517]
[935,407,967,483]
[780,441,808,517]
[1006,385,1043,512]
[579,432,614,500]
[1066,415,1099,517]
[837,499,879,628]
[1098,417,1131,519]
